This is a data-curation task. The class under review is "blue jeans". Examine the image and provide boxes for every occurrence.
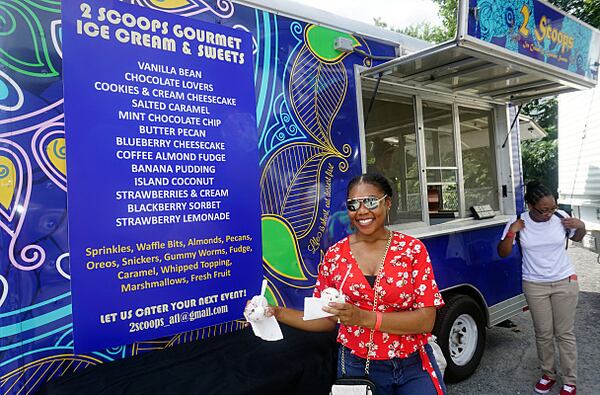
[337,344,447,395]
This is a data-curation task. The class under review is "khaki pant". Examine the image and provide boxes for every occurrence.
[523,278,579,386]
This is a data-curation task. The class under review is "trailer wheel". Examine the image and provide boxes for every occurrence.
[433,294,486,383]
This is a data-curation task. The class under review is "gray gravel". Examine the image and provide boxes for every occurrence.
[447,245,600,395]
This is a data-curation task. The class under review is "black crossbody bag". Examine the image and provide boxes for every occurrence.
[330,346,377,395]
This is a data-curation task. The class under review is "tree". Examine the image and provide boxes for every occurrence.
[385,0,599,43]
[374,0,599,193]
[521,97,558,191]
[373,0,457,43]
[521,139,559,194]
[374,18,450,44]
[431,0,458,39]
[522,98,558,140]
[521,0,599,191]
[548,0,600,27]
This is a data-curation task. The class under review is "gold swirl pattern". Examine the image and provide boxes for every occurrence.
[0,355,101,395]
[289,45,348,149]
[0,139,46,271]
[125,0,234,18]
[46,138,66,176]
[260,29,351,242]
[260,143,341,239]
[0,156,16,211]
[130,321,245,355]
[32,123,66,192]
[149,0,191,9]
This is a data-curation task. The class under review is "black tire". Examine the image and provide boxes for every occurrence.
[432,294,486,383]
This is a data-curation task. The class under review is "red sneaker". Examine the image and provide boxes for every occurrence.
[560,384,576,395]
[534,375,556,393]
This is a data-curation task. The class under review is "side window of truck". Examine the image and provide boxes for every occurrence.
[458,107,499,214]
[364,92,499,225]
[365,94,424,225]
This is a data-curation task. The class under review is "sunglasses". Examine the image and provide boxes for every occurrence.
[531,205,558,215]
[346,195,387,212]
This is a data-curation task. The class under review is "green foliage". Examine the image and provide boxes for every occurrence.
[523,97,558,140]
[462,148,494,187]
[432,0,458,38]
[521,139,558,193]
[547,0,600,28]
[373,0,458,43]
[376,0,598,43]
[372,0,598,194]
[373,18,451,44]
[521,1,598,189]
[521,98,558,189]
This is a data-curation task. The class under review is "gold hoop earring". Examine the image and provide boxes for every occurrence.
[386,210,390,226]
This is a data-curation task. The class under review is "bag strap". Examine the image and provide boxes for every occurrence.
[516,213,522,256]
[552,211,570,250]
[341,231,393,378]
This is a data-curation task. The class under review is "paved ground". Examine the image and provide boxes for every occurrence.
[447,245,600,395]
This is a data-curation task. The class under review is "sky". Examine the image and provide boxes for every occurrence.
[289,0,442,29]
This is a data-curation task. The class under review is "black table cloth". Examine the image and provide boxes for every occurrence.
[38,324,338,395]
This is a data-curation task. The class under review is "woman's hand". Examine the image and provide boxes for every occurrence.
[265,305,281,318]
[509,218,525,233]
[324,303,437,334]
[562,217,587,242]
[561,217,585,230]
[244,299,280,319]
[245,301,336,332]
[498,217,524,257]
[323,302,369,327]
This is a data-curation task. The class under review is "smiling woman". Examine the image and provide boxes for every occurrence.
[259,173,447,395]
[345,175,391,241]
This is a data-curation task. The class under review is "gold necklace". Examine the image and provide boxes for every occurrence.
[352,229,390,244]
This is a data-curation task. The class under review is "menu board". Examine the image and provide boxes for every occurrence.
[62,0,262,352]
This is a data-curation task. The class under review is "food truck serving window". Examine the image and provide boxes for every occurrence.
[363,91,498,226]
[365,94,423,224]
[458,107,499,213]
[357,0,599,232]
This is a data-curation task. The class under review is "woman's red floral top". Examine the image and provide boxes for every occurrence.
[313,231,444,360]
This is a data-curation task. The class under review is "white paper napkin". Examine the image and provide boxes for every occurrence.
[244,279,283,341]
[302,296,335,320]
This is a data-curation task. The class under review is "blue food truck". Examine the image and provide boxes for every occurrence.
[1,0,598,392]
